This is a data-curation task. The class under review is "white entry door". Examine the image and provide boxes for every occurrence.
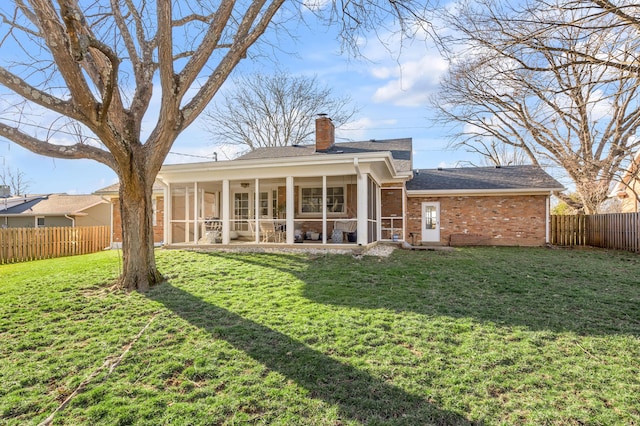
[421,202,440,243]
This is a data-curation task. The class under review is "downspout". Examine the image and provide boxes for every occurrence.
[65,214,76,227]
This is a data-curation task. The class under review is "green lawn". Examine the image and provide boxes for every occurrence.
[0,247,638,425]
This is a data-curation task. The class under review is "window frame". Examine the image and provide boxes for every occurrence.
[299,185,346,216]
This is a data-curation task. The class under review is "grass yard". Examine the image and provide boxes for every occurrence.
[0,246,639,425]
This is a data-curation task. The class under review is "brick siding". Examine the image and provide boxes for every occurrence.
[406,194,548,246]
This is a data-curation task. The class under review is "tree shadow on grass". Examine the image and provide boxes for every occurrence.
[146,282,475,425]
[297,249,640,337]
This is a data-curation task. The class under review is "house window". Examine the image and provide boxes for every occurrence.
[36,217,45,228]
[301,186,345,214]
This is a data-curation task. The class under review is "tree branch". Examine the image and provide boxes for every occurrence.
[0,122,115,168]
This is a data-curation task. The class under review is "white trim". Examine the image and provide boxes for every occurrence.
[254,178,260,244]
[402,185,407,241]
[222,179,230,244]
[376,184,381,241]
[166,183,172,245]
[159,151,412,182]
[322,176,327,244]
[421,201,440,243]
[193,182,199,243]
[286,177,294,244]
[356,172,368,245]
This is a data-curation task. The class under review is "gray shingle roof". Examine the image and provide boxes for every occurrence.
[406,165,564,191]
[236,138,413,172]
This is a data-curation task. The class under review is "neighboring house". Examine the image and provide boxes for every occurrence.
[611,151,640,213]
[0,193,111,229]
[128,116,564,247]
[1,193,49,213]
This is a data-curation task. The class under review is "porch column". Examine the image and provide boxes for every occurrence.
[376,184,382,241]
[221,179,230,244]
[286,176,294,244]
[254,178,260,243]
[162,183,169,246]
[167,183,173,245]
[357,170,368,245]
[193,182,199,244]
[402,185,407,242]
[322,175,327,245]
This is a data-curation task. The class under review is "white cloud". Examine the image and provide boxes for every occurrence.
[351,26,449,108]
[337,117,398,141]
[371,53,448,107]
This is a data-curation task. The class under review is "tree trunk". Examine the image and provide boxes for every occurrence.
[117,167,163,292]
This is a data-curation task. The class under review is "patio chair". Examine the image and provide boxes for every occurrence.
[259,218,284,243]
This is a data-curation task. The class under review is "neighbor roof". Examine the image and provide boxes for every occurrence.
[406,165,564,192]
[236,138,413,173]
[0,194,108,216]
[94,181,166,196]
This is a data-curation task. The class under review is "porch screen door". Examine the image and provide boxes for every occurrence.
[421,201,440,243]
[234,192,249,231]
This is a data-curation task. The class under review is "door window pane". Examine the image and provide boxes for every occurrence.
[424,206,437,230]
[260,191,269,217]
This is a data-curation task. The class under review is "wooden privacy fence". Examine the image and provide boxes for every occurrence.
[0,226,110,264]
[550,213,640,253]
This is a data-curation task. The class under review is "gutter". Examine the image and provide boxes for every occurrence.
[407,187,565,197]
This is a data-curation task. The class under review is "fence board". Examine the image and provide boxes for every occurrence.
[0,226,110,264]
[551,213,640,253]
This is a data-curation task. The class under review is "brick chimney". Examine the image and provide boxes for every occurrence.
[315,115,335,152]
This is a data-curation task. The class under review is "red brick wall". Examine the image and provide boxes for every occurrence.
[111,196,164,244]
[406,194,548,246]
[381,187,403,217]
[154,196,165,243]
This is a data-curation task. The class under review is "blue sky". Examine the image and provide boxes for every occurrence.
[0,8,478,195]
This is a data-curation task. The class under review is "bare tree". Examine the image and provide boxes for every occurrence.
[0,0,434,290]
[0,166,30,195]
[204,71,358,153]
[434,0,640,214]
[459,139,530,167]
